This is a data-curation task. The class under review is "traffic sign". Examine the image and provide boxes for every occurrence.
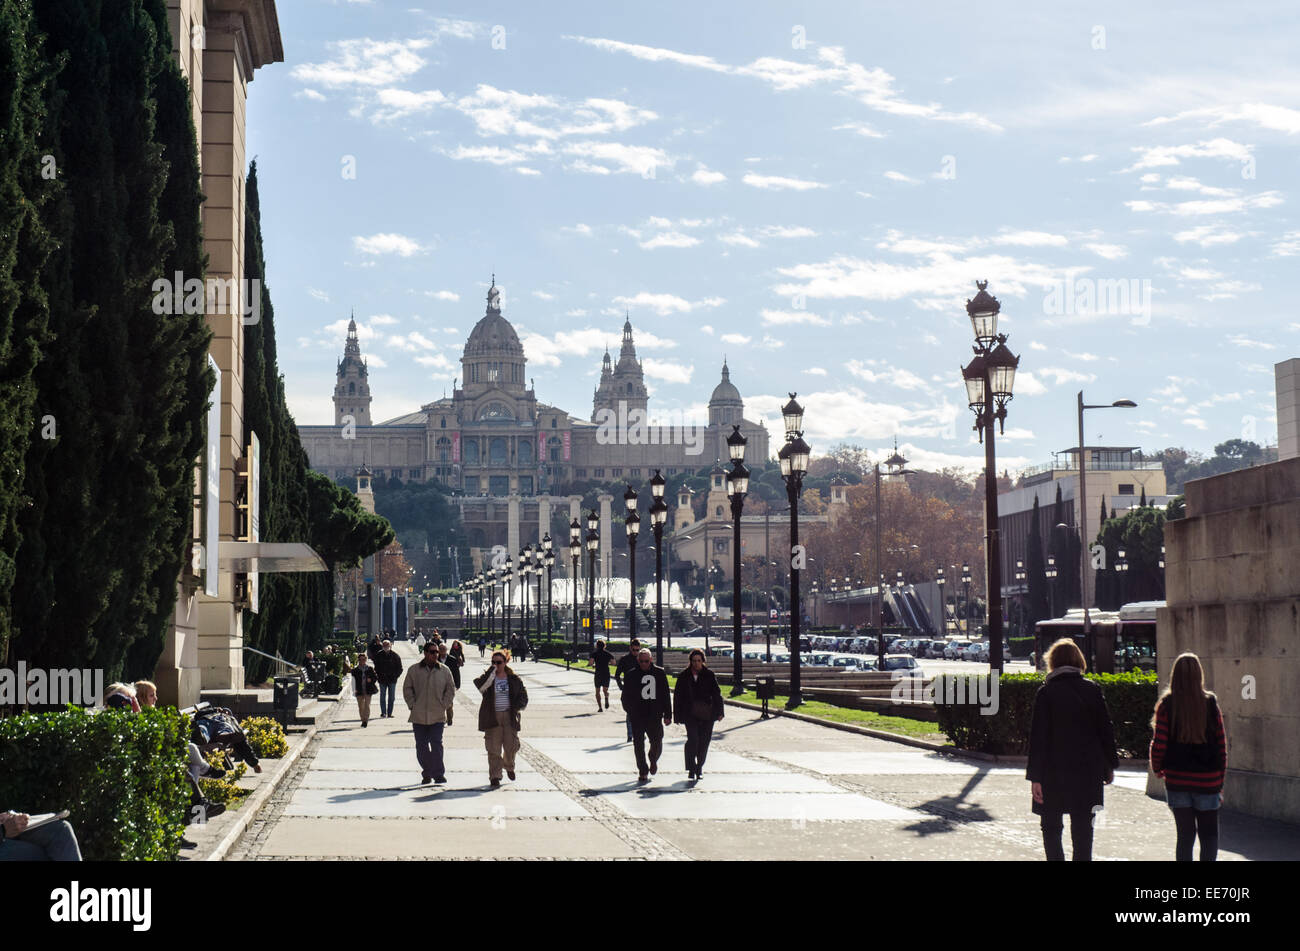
[604,618,612,630]
[582,617,590,628]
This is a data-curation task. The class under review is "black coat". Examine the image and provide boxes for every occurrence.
[374,649,404,685]
[673,666,725,724]
[1026,670,1118,814]
[473,667,528,732]
[621,663,672,719]
[444,654,461,689]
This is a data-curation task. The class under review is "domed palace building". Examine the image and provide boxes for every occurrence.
[299,280,769,563]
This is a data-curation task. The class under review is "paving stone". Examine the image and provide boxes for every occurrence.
[281,786,588,818]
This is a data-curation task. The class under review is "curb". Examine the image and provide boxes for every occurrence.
[199,692,346,862]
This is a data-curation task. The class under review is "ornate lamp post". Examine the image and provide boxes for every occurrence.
[1014,559,1027,638]
[533,543,544,635]
[650,470,668,665]
[1116,546,1129,606]
[936,567,947,635]
[586,509,599,649]
[875,451,914,674]
[726,425,749,695]
[543,535,555,637]
[503,555,513,642]
[961,563,973,634]
[624,485,640,646]
[569,518,581,654]
[960,280,1020,671]
[517,547,529,642]
[777,393,811,709]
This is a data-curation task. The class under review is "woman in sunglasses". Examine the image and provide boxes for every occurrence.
[474,651,529,788]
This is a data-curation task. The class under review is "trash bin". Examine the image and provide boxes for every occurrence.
[323,673,341,695]
[755,677,776,700]
[273,676,299,713]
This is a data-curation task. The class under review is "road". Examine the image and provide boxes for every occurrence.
[228,642,1300,861]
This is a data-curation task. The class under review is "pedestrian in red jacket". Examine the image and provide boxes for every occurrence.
[1150,652,1227,861]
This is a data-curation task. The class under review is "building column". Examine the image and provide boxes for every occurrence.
[538,495,551,544]
[568,494,582,525]
[507,494,521,568]
[599,493,613,584]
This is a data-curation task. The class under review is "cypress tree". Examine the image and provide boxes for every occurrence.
[14,0,205,680]
[0,0,57,662]
[1025,495,1050,625]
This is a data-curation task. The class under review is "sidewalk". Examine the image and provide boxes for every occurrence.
[221,649,1300,861]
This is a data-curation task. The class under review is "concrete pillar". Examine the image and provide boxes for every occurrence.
[507,495,521,570]
[1278,358,1299,461]
[538,495,551,544]
[599,493,614,585]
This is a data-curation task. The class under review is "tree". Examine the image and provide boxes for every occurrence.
[1095,506,1167,607]
[13,0,211,681]
[0,0,56,663]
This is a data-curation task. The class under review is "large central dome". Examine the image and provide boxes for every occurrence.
[464,280,523,358]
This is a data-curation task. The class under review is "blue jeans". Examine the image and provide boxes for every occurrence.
[412,723,446,780]
[0,820,82,861]
[1167,789,1222,811]
[379,682,396,717]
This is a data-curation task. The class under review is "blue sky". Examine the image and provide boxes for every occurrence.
[250,0,1300,473]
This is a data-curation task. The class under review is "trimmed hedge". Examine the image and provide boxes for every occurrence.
[935,670,1157,757]
[0,706,190,860]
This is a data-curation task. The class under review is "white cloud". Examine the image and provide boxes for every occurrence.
[691,165,727,185]
[993,230,1068,247]
[642,359,693,384]
[760,309,831,327]
[1122,138,1253,172]
[1084,243,1128,260]
[883,170,918,184]
[719,232,761,248]
[533,290,556,300]
[1173,224,1245,247]
[844,360,927,389]
[832,121,885,138]
[371,87,446,122]
[612,292,723,316]
[639,231,700,250]
[307,287,330,302]
[295,89,327,102]
[699,325,715,335]
[743,172,827,191]
[1227,335,1275,350]
[354,233,426,256]
[1029,341,1048,351]
[369,314,399,326]
[388,331,435,351]
[291,38,432,87]
[563,141,668,176]
[720,333,751,345]
[1014,372,1048,397]
[1272,231,1300,256]
[425,290,460,301]
[415,353,455,370]
[1037,366,1097,386]
[807,367,828,376]
[1125,192,1283,216]
[1183,417,1208,430]
[1147,102,1300,135]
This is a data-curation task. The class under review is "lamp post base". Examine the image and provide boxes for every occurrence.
[729,683,744,697]
[785,691,803,710]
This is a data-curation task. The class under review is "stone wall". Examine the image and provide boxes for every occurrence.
[1156,456,1300,823]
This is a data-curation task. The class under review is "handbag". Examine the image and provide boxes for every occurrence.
[690,699,713,720]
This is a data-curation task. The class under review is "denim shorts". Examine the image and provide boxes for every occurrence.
[1166,789,1222,811]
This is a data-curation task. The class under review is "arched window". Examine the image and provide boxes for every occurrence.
[440,418,446,429]
[489,438,507,465]
[627,382,633,393]
[436,437,451,463]
[715,506,723,517]
[348,382,356,395]
[519,439,533,465]
[463,439,479,465]
[548,436,562,462]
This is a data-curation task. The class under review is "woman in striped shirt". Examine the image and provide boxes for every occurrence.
[1149,652,1227,861]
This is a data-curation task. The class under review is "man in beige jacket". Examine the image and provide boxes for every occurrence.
[402,643,457,784]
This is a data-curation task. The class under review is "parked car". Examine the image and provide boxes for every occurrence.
[881,654,924,676]
[826,653,869,671]
[926,641,949,659]
[809,652,835,667]
[944,640,971,660]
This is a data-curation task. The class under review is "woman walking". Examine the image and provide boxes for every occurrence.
[351,653,378,727]
[589,638,614,711]
[1151,652,1226,861]
[474,650,529,788]
[673,649,725,781]
[1026,638,1118,861]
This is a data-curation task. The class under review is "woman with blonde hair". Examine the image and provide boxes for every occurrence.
[1150,652,1226,861]
[1026,637,1118,861]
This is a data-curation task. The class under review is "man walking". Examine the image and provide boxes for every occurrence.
[374,639,403,718]
[402,642,457,785]
[614,638,642,742]
[622,648,672,782]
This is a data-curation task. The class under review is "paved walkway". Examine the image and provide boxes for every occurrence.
[229,643,1300,861]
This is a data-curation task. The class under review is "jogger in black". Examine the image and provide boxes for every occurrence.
[589,638,614,711]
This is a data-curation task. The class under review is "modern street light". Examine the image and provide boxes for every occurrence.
[1116,546,1129,607]
[959,280,1020,672]
[777,393,811,708]
[936,567,947,635]
[1076,392,1138,667]
[650,470,668,665]
[569,518,581,654]
[1046,554,1058,620]
[726,425,749,696]
[586,509,599,650]
[624,485,640,647]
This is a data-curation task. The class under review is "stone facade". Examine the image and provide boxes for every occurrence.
[300,281,771,504]
[1156,456,1300,823]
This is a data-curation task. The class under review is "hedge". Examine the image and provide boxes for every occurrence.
[0,706,190,860]
[935,670,1158,757]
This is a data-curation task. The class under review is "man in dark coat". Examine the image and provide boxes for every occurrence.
[622,648,672,782]
[613,638,642,743]
[373,639,404,718]
[1026,640,1118,861]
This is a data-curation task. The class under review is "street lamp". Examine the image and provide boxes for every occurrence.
[543,535,554,637]
[959,280,1020,671]
[533,543,544,637]
[1046,554,1058,619]
[569,518,581,654]
[726,425,749,696]
[777,393,811,708]
[624,485,640,647]
[650,470,668,665]
[1116,546,1129,607]
[875,450,915,675]
[936,567,947,635]
[517,547,529,643]
[960,563,973,634]
[503,554,513,642]
[1076,393,1138,667]
[586,509,599,650]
